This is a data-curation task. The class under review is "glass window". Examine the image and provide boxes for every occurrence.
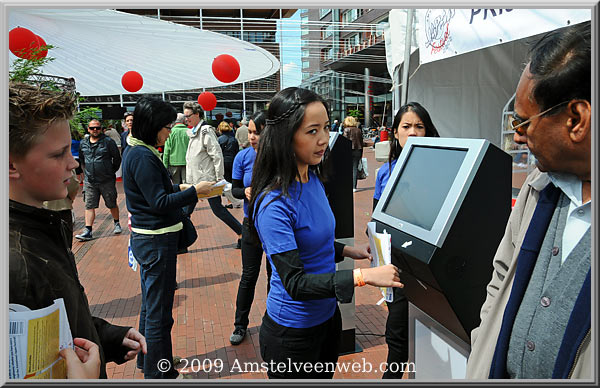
[319,9,331,18]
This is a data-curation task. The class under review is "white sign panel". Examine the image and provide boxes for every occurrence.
[416,9,591,64]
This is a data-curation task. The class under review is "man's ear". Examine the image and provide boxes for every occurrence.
[566,100,591,143]
[9,157,21,180]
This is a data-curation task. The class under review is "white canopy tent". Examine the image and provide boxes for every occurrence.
[384,8,591,146]
[8,8,280,96]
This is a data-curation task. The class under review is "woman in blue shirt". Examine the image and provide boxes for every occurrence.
[374,102,439,379]
[122,97,213,379]
[229,111,273,346]
[248,87,403,379]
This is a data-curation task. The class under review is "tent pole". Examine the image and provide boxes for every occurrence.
[241,8,246,120]
[400,9,414,106]
[279,9,283,90]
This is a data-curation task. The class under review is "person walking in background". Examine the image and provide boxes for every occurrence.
[235,118,250,150]
[120,111,133,155]
[122,97,214,379]
[372,102,440,379]
[104,124,122,151]
[9,82,146,379]
[331,118,340,133]
[217,120,243,209]
[71,127,84,183]
[162,113,189,185]
[183,101,243,248]
[75,119,122,241]
[229,111,272,346]
[342,115,365,192]
[248,87,403,378]
[218,120,240,182]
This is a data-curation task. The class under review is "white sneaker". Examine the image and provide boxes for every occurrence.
[353,189,358,193]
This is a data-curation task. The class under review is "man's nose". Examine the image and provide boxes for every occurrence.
[513,131,527,145]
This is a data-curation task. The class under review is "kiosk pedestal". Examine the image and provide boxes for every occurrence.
[408,303,469,379]
[324,132,361,355]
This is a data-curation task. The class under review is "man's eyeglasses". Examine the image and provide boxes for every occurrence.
[510,100,569,136]
[88,126,102,130]
[184,113,196,119]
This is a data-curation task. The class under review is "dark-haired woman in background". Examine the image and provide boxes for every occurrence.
[373,102,439,379]
[248,87,403,379]
[122,97,214,379]
[229,111,273,346]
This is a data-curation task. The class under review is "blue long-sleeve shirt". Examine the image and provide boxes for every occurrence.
[122,146,198,230]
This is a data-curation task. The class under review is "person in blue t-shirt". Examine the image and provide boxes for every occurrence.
[373,102,439,379]
[248,87,403,379]
[229,111,273,346]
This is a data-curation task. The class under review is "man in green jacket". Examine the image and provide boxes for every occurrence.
[162,112,189,184]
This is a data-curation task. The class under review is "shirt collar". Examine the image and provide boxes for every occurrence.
[191,120,204,135]
[548,171,585,207]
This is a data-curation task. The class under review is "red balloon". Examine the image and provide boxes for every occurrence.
[121,71,143,93]
[33,35,48,59]
[197,92,217,111]
[212,54,240,84]
[9,27,39,59]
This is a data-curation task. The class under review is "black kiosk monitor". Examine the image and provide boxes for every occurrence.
[372,137,512,343]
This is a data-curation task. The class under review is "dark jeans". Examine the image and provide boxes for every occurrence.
[131,231,179,379]
[259,307,341,379]
[382,286,409,379]
[351,148,363,190]
[233,218,272,329]
[207,196,242,235]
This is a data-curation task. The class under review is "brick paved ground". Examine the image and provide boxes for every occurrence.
[71,146,404,380]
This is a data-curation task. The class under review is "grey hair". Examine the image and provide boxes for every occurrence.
[175,112,186,124]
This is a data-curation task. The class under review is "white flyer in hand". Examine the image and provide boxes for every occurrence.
[9,298,73,379]
[367,222,394,303]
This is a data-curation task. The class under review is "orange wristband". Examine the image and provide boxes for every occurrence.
[353,268,366,287]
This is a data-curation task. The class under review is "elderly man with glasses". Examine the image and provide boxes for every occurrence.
[466,21,591,379]
[75,119,123,241]
[183,101,243,248]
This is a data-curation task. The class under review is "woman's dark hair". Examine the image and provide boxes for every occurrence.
[388,102,440,166]
[131,97,176,146]
[248,87,330,237]
[527,20,590,113]
[250,110,267,134]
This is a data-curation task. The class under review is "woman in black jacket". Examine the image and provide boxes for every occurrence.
[122,97,213,379]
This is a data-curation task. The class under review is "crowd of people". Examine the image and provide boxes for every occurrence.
[8,21,592,380]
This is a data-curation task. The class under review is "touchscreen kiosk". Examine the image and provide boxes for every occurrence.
[372,137,512,342]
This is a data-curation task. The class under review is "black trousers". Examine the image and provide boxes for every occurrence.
[207,195,242,235]
[383,286,409,379]
[259,307,341,379]
[233,218,272,329]
[351,148,363,189]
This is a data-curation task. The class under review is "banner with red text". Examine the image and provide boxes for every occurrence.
[416,9,590,64]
